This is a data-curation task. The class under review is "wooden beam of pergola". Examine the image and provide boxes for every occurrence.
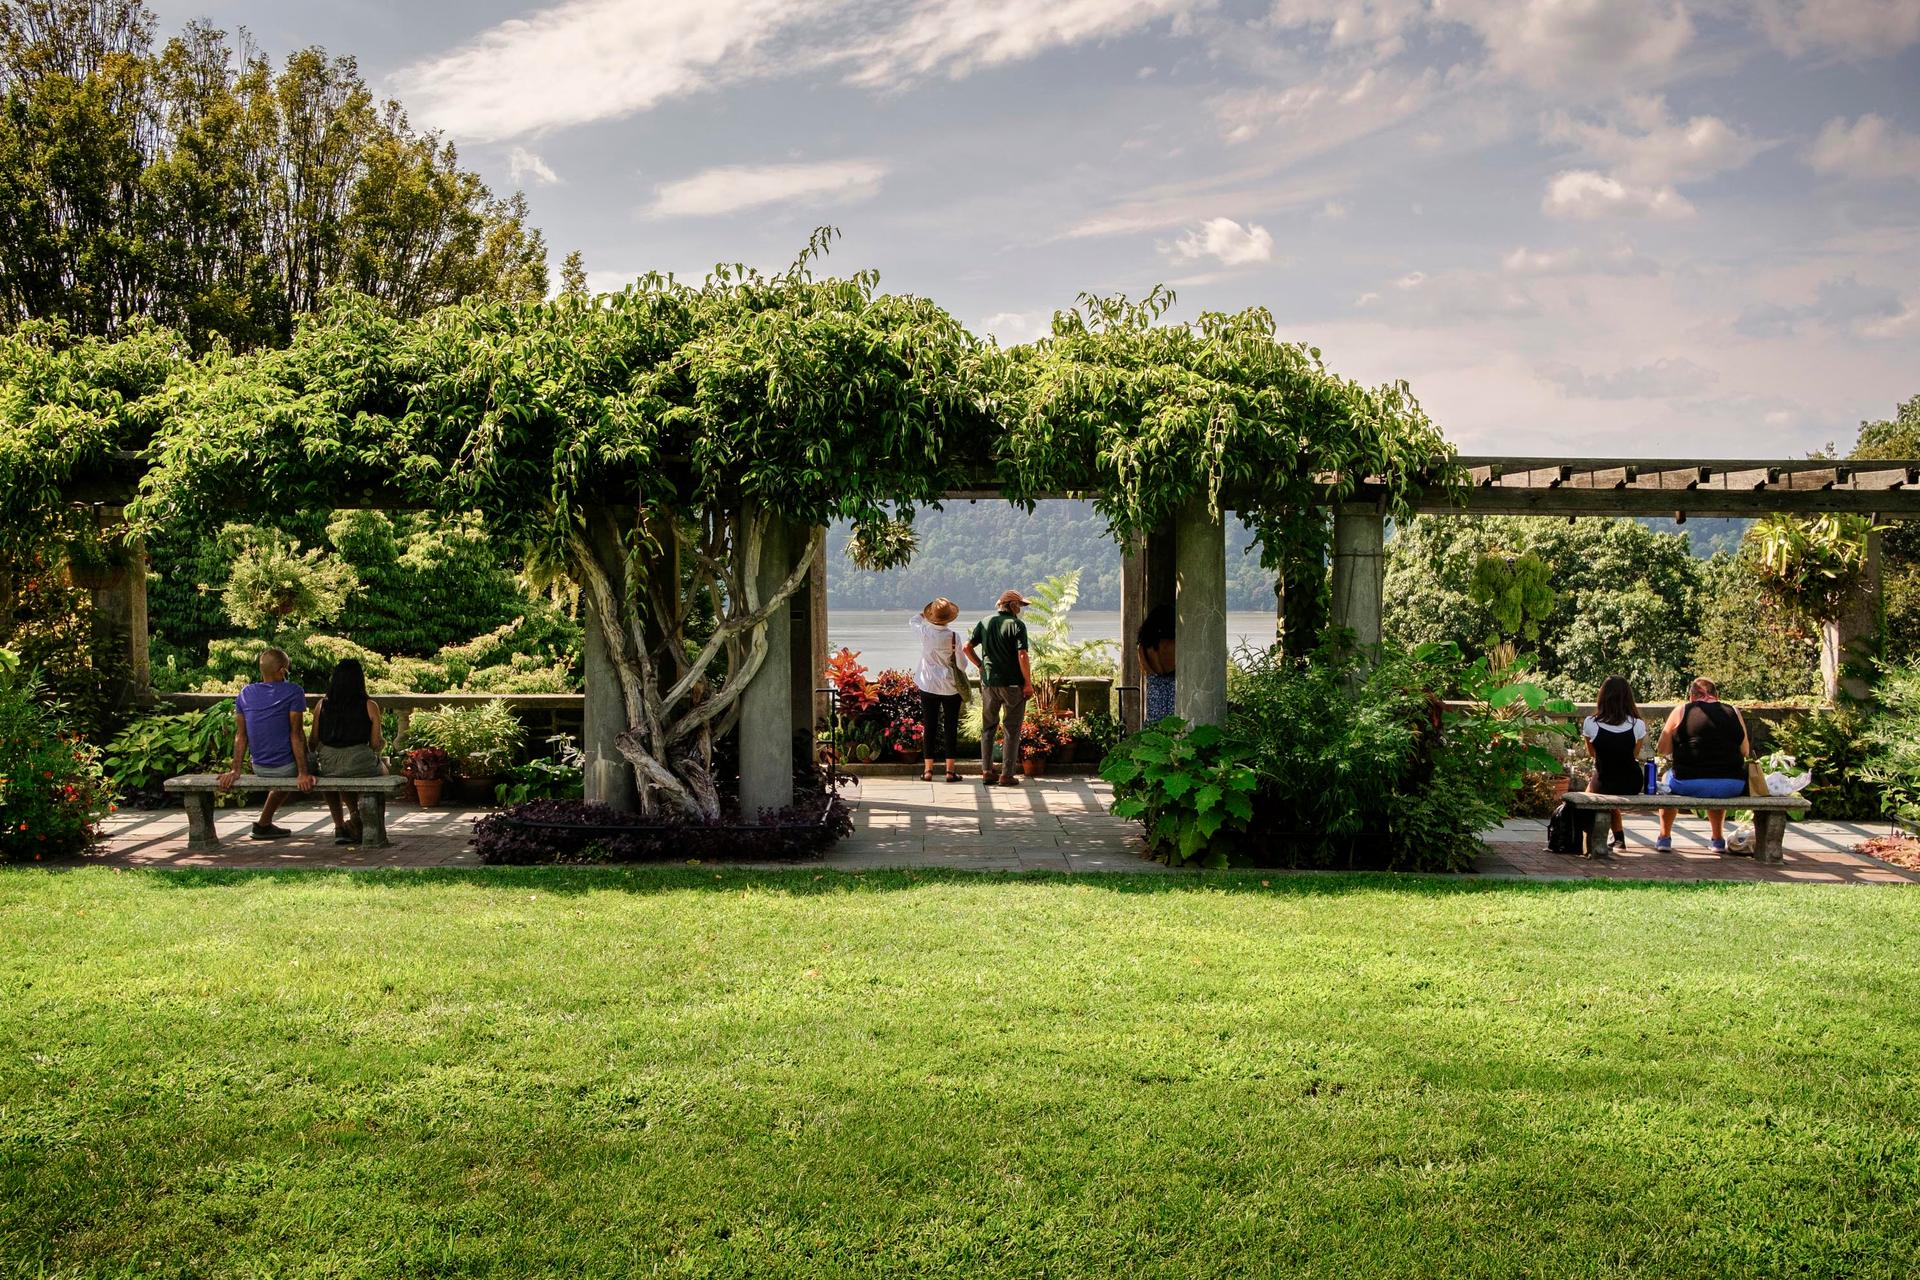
[58,452,1920,519]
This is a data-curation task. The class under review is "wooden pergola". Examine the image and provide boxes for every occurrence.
[60,454,1920,811]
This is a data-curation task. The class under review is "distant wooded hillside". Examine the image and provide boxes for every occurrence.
[825,506,1751,611]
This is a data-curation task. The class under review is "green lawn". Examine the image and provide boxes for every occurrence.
[3,868,1917,1278]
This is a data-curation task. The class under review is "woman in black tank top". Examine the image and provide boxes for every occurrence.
[1655,677,1750,853]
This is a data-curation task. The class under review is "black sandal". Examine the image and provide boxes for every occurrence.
[944,771,961,783]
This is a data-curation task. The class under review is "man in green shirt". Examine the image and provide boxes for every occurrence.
[964,590,1033,786]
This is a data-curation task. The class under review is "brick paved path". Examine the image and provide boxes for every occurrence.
[72,778,1917,885]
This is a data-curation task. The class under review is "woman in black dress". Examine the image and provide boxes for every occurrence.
[1582,675,1647,853]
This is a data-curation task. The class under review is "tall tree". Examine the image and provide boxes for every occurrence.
[0,0,547,349]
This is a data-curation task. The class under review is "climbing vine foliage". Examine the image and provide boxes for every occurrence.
[3,234,1453,816]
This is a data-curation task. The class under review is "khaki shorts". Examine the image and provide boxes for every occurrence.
[315,744,383,777]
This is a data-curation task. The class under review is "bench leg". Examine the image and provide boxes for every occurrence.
[1585,811,1613,859]
[183,794,220,852]
[1752,812,1786,865]
[357,792,391,849]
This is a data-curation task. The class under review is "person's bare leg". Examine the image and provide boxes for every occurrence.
[1611,809,1623,836]
[1659,808,1677,839]
[259,789,286,825]
[1709,810,1725,841]
[325,793,346,826]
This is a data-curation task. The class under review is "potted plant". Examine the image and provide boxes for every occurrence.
[406,701,525,804]
[1021,706,1074,776]
[403,746,451,807]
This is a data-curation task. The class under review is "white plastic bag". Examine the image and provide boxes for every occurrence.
[1766,770,1811,797]
[1727,823,1755,853]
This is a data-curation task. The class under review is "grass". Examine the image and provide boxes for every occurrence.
[2,867,1917,1278]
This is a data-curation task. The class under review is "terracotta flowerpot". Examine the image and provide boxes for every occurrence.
[1022,758,1045,777]
[413,778,444,808]
[1548,775,1571,800]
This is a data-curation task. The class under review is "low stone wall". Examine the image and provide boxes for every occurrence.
[1439,701,1820,753]
[162,691,585,750]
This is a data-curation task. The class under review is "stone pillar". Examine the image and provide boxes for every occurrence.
[86,523,151,716]
[1330,503,1386,649]
[1173,498,1228,727]
[1821,527,1882,704]
[809,532,830,730]
[1118,536,1146,733]
[739,512,795,818]
[581,590,639,810]
[789,527,824,761]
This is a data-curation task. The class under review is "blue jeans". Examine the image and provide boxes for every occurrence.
[1670,776,1746,800]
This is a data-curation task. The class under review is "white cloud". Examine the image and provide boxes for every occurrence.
[507,146,560,186]
[1213,64,1438,148]
[395,0,1207,141]
[1166,217,1276,265]
[1735,276,1917,340]
[1539,356,1717,399]
[1472,0,1692,92]
[844,0,1211,89]
[1316,199,1350,221]
[1547,96,1769,186]
[1502,243,1655,276]
[643,159,887,217]
[1542,170,1693,220]
[1806,114,1920,183]
[978,310,1056,344]
[1353,266,1540,326]
[1262,0,1693,94]
[392,0,829,141]
[1754,0,1920,57]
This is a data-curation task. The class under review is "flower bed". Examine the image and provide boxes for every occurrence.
[471,792,853,864]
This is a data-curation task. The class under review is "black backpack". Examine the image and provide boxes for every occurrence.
[1546,800,1582,855]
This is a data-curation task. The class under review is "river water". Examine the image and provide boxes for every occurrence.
[825,608,1283,673]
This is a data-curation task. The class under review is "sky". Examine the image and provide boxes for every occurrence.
[146,0,1920,457]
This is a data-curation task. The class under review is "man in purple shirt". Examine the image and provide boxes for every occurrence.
[217,647,314,839]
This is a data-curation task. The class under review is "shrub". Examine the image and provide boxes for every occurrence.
[102,701,236,801]
[471,792,853,864]
[404,700,524,777]
[1862,664,1920,828]
[1768,708,1882,821]
[1102,718,1260,868]
[1108,643,1563,872]
[494,736,586,806]
[0,660,113,859]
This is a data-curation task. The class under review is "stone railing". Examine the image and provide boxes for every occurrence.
[162,691,585,744]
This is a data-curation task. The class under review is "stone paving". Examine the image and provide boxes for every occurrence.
[66,777,1918,885]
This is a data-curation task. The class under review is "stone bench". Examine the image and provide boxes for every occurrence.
[1563,790,1808,864]
[162,774,408,853]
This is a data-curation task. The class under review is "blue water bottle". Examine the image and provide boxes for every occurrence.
[1644,760,1657,795]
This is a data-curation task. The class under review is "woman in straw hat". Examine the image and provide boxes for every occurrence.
[910,597,970,782]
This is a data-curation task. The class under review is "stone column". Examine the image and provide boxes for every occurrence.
[86,520,151,716]
[1118,536,1146,732]
[789,527,824,761]
[1821,526,1883,703]
[809,532,830,731]
[1330,503,1386,649]
[738,511,795,818]
[1173,498,1228,726]
[581,589,639,810]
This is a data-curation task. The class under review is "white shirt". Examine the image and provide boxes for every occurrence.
[1582,716,1648,743]
[909,615,961,695]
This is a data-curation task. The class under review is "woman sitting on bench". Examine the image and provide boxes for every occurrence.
[1583,675,1647,854]
[308,658,385,846]
[1654,676,1750,854]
